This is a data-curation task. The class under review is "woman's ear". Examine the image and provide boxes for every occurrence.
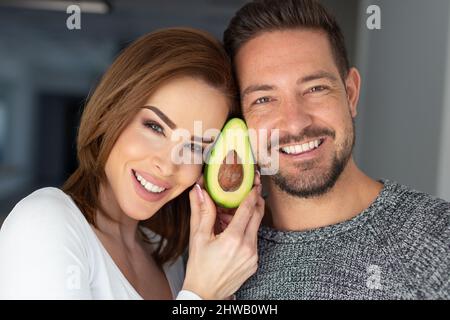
[345,67,361,118]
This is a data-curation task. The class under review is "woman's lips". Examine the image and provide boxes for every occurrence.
[131,170,169,202]
[132,169,172,189]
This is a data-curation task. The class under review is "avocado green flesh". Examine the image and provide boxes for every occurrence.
[205,118,255,209]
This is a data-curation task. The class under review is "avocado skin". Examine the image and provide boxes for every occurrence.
[204,118,255,209]
[204,164,254,209]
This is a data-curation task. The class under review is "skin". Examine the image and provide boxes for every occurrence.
[93,76,229,299]
[233,29,383,231]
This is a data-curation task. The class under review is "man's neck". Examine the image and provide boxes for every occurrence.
[264,159,383,231]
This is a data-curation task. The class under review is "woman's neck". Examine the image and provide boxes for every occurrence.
[95,182,141,251]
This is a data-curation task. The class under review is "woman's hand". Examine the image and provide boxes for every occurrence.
[182,173,264,300]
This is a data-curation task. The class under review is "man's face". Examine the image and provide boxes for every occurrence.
[235,29,360,198]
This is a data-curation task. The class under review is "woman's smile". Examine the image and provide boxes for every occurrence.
[131,169,171,202]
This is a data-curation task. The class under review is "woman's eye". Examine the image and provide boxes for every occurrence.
[253,97,271,105]
[143,121,164,135]
[184,143,203,154]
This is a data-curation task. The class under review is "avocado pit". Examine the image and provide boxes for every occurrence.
[218,150,243,192]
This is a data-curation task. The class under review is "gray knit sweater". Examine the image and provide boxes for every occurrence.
[236,179,450,300]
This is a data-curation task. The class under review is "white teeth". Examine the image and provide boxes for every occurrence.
[281,139,322,155]
[134,172,166,193]
[302,143,309,151]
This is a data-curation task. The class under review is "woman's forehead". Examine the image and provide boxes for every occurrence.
[143,77,229,131]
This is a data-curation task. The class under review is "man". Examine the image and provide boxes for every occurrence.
[222,0,449,299]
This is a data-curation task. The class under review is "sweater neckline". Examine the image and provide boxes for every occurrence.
[258,179,399,243]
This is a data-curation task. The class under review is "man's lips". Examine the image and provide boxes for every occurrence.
[276,137,329,162]
[277,137,327,153]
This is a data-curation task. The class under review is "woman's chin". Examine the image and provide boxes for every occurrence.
[119,197,161,221]
[124,206,158,221]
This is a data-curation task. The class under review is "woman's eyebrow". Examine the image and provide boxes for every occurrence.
[191,136,215,144]
[142,105,177,129]
[143,105,215,143]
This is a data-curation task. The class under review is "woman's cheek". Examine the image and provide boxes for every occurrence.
[140,129,166,148]
[179,163,203,186]
[124,130,165,158]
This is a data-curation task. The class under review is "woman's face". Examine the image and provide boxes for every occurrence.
[104,76,230,221]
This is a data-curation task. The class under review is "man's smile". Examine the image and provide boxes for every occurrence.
[279,137,326,155]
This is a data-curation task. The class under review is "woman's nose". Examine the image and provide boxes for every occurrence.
[152,151,176,177]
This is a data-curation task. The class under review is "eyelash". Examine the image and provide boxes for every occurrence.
[308,85,330,94]
[253,96,272,106]
[184,143,204,154]
[143,120,165,135]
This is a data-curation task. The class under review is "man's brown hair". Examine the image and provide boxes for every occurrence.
[223,0,350,80]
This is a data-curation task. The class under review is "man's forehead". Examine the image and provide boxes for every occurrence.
[235,29,337,87]
[236,29,332,68]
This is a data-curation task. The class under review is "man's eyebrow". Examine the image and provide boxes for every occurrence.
[142,105,177,130]
[241,84,276,98]
[142,105,215,143]
[241,71,339,98]
[297,71,339,84]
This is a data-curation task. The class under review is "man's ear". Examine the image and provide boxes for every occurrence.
[345,67,361,118]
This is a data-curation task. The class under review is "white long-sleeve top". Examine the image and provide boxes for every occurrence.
[0,187,200,300]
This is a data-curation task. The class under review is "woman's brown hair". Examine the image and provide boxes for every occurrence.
[62,27,239,266]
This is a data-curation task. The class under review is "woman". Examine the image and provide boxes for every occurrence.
[0,28,264,299]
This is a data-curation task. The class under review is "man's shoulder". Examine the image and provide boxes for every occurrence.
[380,180,450,298]
[380,180,449,243]
[383,180,449,230]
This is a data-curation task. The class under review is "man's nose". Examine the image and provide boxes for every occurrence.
[278,95,313,133]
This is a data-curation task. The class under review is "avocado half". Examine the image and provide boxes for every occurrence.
[204,118,255,209]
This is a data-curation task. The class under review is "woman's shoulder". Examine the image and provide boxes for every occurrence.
[1,187,87,235]
[0,188,94,299]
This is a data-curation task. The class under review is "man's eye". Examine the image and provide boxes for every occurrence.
[143,121,164,134]
[253,97,271,105]
[308,85,329,93]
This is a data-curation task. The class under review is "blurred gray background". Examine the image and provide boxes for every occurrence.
[1,0,450,226]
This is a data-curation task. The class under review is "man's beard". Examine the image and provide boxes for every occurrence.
[271,118,355,199]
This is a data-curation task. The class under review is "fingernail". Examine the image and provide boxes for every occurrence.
[195,184,205,203]
[256,169,261,178]
[257,184,262,194]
